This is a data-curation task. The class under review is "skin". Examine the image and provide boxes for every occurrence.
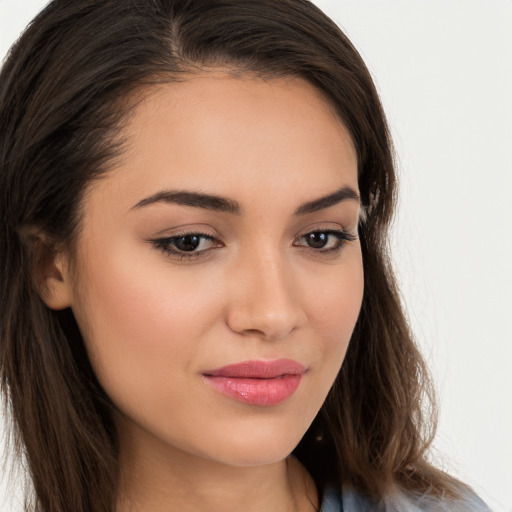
[43,72,364,512]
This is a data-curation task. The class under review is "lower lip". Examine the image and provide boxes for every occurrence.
[203,374,303,406]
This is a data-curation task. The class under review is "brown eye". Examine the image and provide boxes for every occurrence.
[174,235,202,252]
[304,232,329,249]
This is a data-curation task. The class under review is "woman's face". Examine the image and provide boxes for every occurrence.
[61,73,364,469]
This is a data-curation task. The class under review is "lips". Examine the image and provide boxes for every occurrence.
[203,359,305,406]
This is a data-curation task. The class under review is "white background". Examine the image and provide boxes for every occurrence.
[1,1,511,511]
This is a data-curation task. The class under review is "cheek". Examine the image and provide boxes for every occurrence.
[305,253,364,341]
[70,243,221,414]
[297,250,364,393]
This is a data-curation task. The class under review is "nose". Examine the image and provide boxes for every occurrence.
[225,249,307,341]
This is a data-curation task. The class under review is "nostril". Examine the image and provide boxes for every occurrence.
[226,303,304,342]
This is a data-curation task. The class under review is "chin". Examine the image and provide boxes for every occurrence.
[206,441,298,468]
[189,417,309,468]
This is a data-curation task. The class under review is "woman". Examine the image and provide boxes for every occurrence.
[0,1,491,511]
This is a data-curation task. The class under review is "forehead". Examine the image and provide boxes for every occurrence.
[87,72,358,216]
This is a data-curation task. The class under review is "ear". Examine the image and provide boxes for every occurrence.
[30,234,73,310]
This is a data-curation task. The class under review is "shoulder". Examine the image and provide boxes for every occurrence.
[320,485,491,512]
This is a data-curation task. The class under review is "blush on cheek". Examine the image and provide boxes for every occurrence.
[314,274,363,338]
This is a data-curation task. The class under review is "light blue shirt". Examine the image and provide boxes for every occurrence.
[320,486,492,512]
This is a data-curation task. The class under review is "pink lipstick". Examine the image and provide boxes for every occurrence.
[203,359,305,406]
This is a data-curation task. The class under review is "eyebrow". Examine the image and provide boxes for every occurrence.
[293,186,360,215]
[131,186,360,215]
[132,190,241,214]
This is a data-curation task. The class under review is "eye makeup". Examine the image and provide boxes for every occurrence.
[149,226,357,262]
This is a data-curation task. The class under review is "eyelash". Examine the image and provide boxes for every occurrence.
[151,229,356,261]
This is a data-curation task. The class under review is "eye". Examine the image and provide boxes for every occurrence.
[151,232,221,259]
[294,229,356,252]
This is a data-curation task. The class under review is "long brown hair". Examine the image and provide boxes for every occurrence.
[0,1,462,511]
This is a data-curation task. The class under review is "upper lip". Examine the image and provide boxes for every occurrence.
[203,358,306,379]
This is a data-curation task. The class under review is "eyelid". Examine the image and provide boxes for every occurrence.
[149,223,221,239]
